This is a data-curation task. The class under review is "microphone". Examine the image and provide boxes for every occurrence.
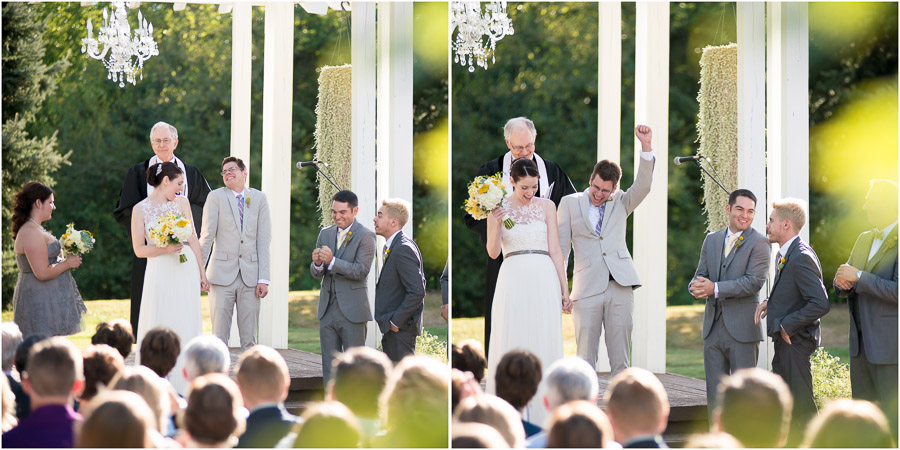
[296,160,329,169]
[673,155,703,166]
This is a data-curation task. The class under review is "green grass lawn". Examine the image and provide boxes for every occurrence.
[3,290,448,356]
[452,302,851,380]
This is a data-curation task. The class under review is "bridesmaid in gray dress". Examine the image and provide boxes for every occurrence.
[11,182,86,337]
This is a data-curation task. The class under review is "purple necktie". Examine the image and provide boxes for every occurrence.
[595,203,606,235]
[236,194,244,231]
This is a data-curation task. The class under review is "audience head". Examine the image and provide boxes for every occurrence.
[864,179,899,229]
[543,357,599,411]
[451,339,487,383]
[23,337,83,403]
[547,400,613,448]
[375,198,411,237]
[110,365,170,433]
[604,367,670,443]
[328,346,392,419]
[684,432,743,448]
[235,345,290,408]
[803,399,894,448]
[454,394,525,448]
[183,335,230,382]
[91,319,134,359]
[495,349,542,412]
[1,322,23,372]
[768,198,808,242]
[14,334,47,374]
[451,422,510,448]
[713,368,792,448]
[139,327,181,378]
[11,181,54,238]
[183,373,245,447]
[76,389,155,448]
[80,344,125,402]
[451,368,481,414]
[1,375,17,432]
[294,401,361,448]
[381,356,449,447]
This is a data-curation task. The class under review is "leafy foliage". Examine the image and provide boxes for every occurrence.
[811,347,852,408]
[415,329,449,364]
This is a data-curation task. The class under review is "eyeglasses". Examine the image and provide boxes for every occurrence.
[151,138,174,146]
[221,167,241,176]
[510,142,535,152]
[589,185,613,196]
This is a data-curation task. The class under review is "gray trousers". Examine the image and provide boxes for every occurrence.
[772,336,817,446]
[382,327,417,363]
[703,312,759,416]
[572,280,632,376]
[210,276,259,351]
[319,295,367,385]
[851,344,899,441]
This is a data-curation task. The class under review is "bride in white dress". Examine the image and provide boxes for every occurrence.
[485,157,573,427]
[131,162,209,394]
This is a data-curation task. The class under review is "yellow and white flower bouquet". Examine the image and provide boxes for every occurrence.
[148,212,193,263]
[60,223,95,257]
[464,173,515,229]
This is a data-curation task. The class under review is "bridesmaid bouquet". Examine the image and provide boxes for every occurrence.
[148,212,193,263]
[464,173,515,229]
[60,223,95,257]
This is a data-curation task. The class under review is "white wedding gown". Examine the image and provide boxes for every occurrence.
[486,198,564,428]
[135,199,202,395]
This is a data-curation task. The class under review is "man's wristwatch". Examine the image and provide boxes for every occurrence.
[856,270,863,280]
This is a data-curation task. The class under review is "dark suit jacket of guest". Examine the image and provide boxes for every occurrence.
[835,227,899,364]
[522,419,542,438]
[374,231,426,335]
[766,238,830,342]
[5,373,29,420]
[235,404,303,448]
[624,435,669,448]
[1,404,82,448]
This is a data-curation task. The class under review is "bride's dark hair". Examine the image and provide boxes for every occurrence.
[11,182,54,238]
[146,162,183,187]
[510,158,540,182]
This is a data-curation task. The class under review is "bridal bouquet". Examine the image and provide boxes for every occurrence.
[60,223,95,257]
[148,212,193,263]
[464,173,515,229]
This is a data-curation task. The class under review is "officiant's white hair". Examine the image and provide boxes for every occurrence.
[543,357,599,409]
[149,121,179,140]
[504,117,537,139]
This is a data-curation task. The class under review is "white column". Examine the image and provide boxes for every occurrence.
[230,3,252,165]
[737,2,768,369]
[632,1,669,374]
[258,2,293,349]
[376,2,414,237]
[598,2,622,166]
[351,2,378,348]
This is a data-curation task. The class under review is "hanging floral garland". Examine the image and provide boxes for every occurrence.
[314,64,352,228]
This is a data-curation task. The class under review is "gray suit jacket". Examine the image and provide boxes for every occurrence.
[692,227,769,343]
[374,231,426,335]
[200,187,271,287]
[767,238,830,343]
[835,227,898,364]
[558,156,654,300]
[310,221,376,324]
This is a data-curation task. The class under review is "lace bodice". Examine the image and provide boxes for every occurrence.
[501,198,548,255]
[138,199,182,241]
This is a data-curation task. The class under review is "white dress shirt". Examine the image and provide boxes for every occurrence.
[714,228,744,298]
[868,221,898,261]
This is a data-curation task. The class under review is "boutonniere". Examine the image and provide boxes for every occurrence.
[776,256,786,271]
[343,231,353,246]
[734,235,744,249]
[882,236,898,254]
[383,248,391,262]
[245,196,251,207]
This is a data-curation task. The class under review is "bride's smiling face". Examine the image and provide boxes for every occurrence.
[511,175,539,202]
[161,174,185,200]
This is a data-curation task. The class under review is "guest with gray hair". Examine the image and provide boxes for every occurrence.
[526,356,600,448]
[2,323,25,423]
[182,335,231,383]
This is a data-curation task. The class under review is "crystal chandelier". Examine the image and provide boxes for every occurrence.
[81,1,159,88]
[451,1,514,72]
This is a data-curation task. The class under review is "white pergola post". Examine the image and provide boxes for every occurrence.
[351,2,378,348]
[736,2,769,369]
[632,1,669,374]
[258,2,293,348]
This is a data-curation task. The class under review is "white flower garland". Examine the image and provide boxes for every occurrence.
[696,43,738,232]
[314,64,353,228]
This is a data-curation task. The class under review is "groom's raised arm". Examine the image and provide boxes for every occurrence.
[199,192,218,268]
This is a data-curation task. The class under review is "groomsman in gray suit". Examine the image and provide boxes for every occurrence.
[310,190,376,384]
[834,179,898,439]
[557,125,655,376]
[755,198,829,445]
[689,189,769,410]
[373,199,426,362]
[200,156,271,351]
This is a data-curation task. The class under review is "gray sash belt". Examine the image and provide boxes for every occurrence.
[505,250,550,258]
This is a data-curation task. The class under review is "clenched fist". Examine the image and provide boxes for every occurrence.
[635,125,653,151]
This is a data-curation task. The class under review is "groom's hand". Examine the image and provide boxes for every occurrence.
[691,276,714,298]
[320,246,334,264]
[312,248,322,265]
[256,283,269,298]
[635,125,653,151]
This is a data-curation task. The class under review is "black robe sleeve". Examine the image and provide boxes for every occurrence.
[182,163,211,236]
[542,159,577,206]
[113,161,149,235]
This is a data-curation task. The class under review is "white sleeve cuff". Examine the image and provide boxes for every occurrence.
[258,279,270,285]
[327,258,336,271]
[714,282,719,298]
[640,151,655,161]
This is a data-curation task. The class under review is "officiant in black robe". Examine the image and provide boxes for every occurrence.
[113,122,211,335]
[463,117,575,358]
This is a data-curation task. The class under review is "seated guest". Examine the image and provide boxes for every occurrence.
[76,390,156,448]
[803,399,894,448]
[1,323,23,420]
[683,432,742,448]
[452,422,511,448]
[547,400,613,448]
[183,334,231,383]
[3,337,84,448]
[454,394,526,448]
[452,368,482,414]
[452,339,487,383]
[526,357,599,448]
[182,373,246,448]
[110,365,172,438]
[328,346,392,445]
[293,401,362,448]
[79,344,124,409]
[495,350,543,438]
[604,368,670,448]
[12,334,47,419]
[712,368,792,448]
[373,356,449,448]
[90,319,134,359]
[139,326,180,380]
[234,346,302,448]
[2,375,17,432]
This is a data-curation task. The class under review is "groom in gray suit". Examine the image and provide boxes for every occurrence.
[689,189,769,410]
[557,125,655,376]
[311,190,376,384]
[200,156,272,351]
[373,198,426,362]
